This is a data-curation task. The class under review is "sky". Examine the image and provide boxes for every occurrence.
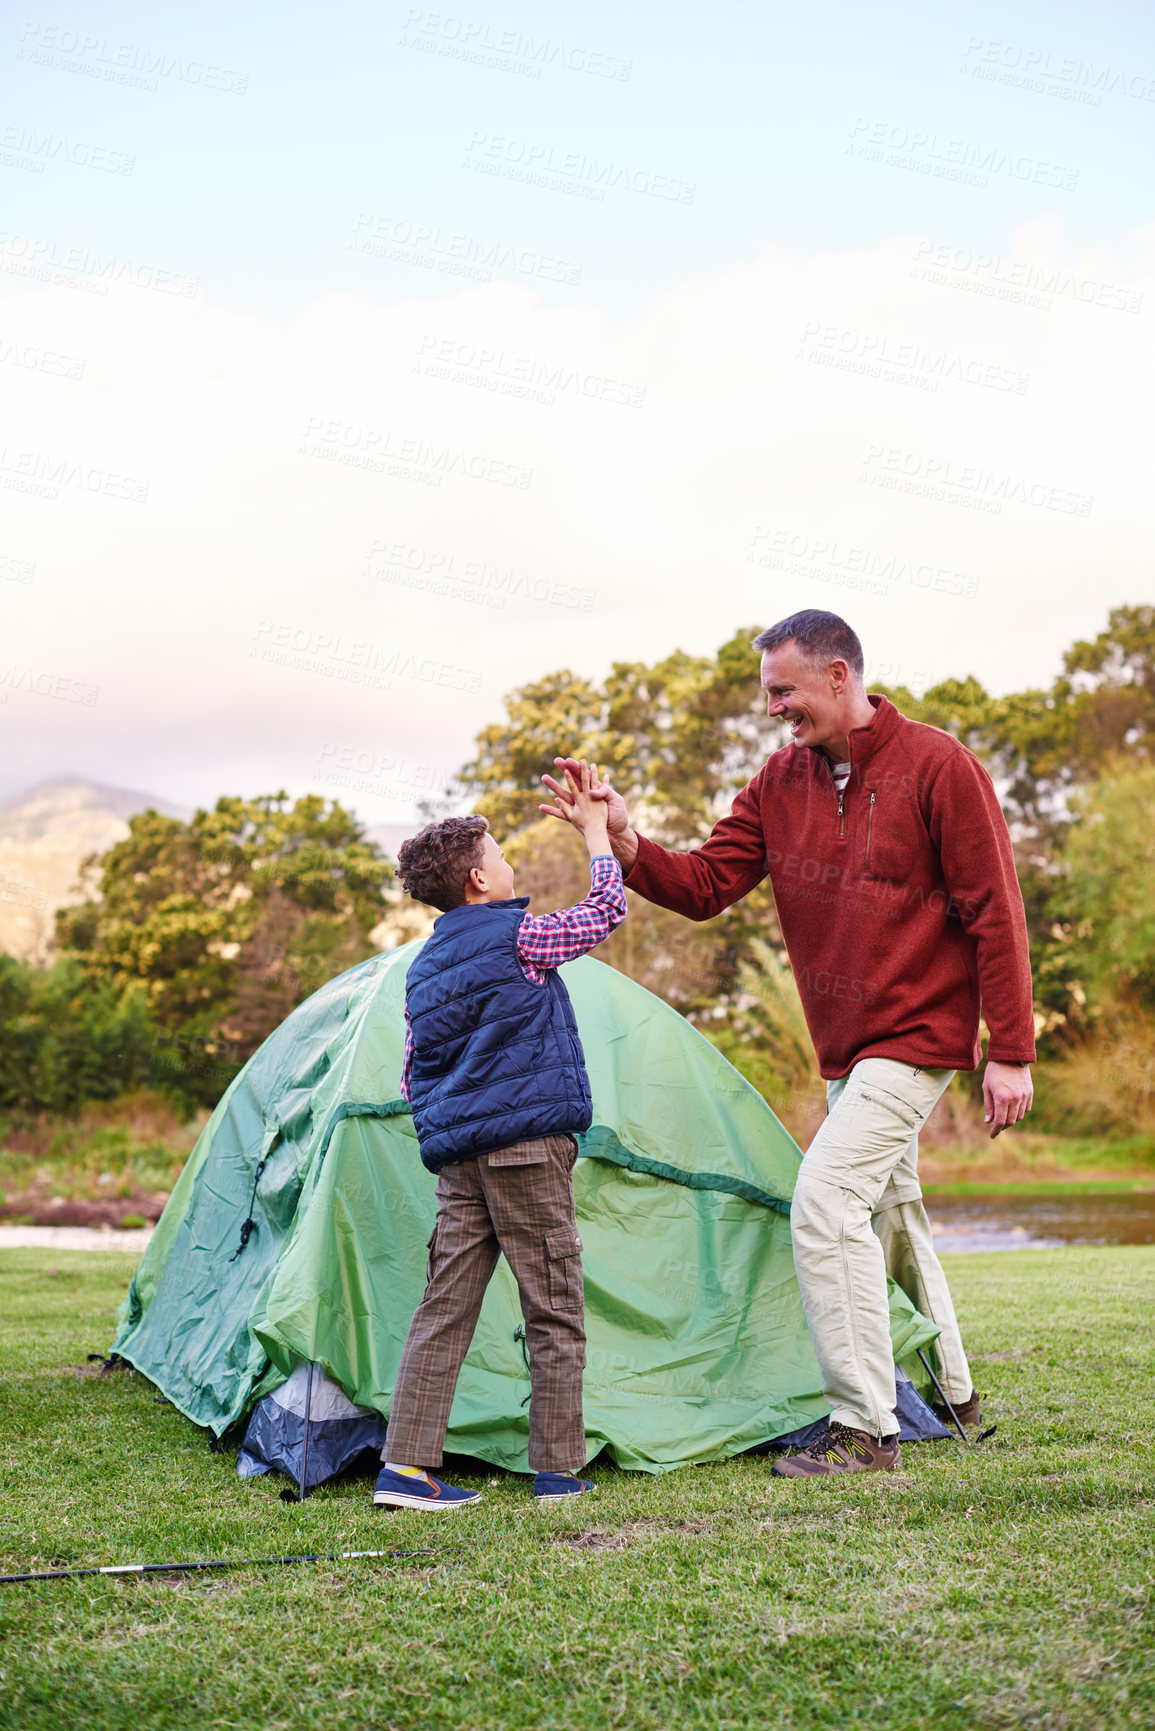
[2,0,1153,826]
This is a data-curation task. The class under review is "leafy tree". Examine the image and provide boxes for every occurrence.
[460,630,785,1013]
[56,793,391,1100]
[1043,760,1155,1019]
[0,956,155,1113]
[875,605,1155,838]
[458,671,610,837]
[460,629,777,844]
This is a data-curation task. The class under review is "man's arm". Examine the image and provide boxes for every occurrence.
[543,759,771,921]
[930,749,1036,1136]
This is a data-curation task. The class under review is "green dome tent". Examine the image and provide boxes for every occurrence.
[112,946,946,1482]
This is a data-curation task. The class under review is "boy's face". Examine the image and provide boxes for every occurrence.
[464,832,517,903]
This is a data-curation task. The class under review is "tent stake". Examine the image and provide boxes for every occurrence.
[0,1547,455,1586]
[299,1362,315,1500]
[916,1347,971,1445]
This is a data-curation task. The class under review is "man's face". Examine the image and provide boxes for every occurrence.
[760,642,849,754]
[467,832,517,902]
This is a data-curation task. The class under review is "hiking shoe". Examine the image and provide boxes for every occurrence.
[771,1422,901,1478]
[932,1389,982,1428]
[372,1467,481,1511]
[534,1471,595,1502]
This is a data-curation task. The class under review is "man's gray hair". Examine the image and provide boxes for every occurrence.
[753,610,864,679]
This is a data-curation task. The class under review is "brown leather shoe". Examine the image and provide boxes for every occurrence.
[771,1422,901,1478]
[932,1389,982,1428]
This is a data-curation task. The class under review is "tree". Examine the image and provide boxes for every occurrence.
[460,629,778,844]
[875,605,1155,838]
[459,630,785,1013]
[458,671,611,837]
[56,793,391,1100]
[0,956,155,1113]
[1043,759,1155,1018]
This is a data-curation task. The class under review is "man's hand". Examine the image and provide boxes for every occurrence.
[983,1061,1033,1138]
[541,757,639,870]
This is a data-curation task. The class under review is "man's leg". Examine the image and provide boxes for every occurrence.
[385,1158,500,1470]
[872,1144,974,1407]
[789,1060,954,1438]
[478,1135,587,1474]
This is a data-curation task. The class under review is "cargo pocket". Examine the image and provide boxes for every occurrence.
[544,1226,584,1314]
[856,1084,926,1137]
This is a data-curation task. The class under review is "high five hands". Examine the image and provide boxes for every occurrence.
[541,759,639,869]
[541,759,629,830]
[540,761,606,835]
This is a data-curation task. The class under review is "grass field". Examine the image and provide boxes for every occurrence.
[1,1247,1153,1731]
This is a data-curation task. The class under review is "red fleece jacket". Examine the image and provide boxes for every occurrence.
[625,695,1036,1078]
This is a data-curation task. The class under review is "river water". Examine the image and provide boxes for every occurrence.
[927,1191,1155,1253]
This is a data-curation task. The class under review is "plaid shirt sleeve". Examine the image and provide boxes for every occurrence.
[516,854,627,982]
[400,1001,413,1102]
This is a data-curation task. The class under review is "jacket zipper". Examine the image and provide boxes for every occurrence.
[837,790,845,838]
[865,791,876,870]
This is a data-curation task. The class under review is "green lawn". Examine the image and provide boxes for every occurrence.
[1,1248,1153,1731]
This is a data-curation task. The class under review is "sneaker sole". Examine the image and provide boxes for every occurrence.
[372,1491,480,1510]
[534,1488,595,1503]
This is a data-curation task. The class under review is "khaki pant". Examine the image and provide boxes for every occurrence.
[790,1058,973,1437]
[385,1134,587,1473]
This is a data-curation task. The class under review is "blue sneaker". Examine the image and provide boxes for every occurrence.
[373,1467,481,1511]
[534,1471,594,1502]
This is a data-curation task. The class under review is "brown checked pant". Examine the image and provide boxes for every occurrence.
[385,1133,587,1473]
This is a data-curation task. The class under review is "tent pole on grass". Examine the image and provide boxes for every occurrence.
[917,1346,969,1443]
[916,1346,996,1445]
[0,1549,452,1586]
[109,947,953,1492]
[298,1360,314,1499]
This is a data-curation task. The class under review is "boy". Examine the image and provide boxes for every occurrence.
[374,763,626,1511]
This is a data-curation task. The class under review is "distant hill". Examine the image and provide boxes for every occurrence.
[0,782,421,964]
[0,777,187,964]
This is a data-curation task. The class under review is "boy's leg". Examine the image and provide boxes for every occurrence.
[789,1060,954,1437]
[385,1158,500,1469]
[478,1135,587,1473]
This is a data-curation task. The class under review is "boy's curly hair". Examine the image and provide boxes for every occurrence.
[396,815,491,912]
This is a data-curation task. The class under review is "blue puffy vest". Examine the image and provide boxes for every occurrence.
[405,897,593,1172]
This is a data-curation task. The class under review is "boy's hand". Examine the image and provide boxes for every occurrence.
[543,762,610,847]
[542,757,639,871]
[542,758,629,836]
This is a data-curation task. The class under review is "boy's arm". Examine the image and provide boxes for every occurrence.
[400,1001,413,1102]
[517,854,627,975]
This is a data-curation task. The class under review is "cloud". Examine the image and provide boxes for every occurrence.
[1,218,1152,817]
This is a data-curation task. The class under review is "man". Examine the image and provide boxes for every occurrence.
[542,610,1034,1477]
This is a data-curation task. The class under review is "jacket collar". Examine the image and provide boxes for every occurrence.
[801,693,900,778]
[847,693,900,767]
[433,895,530,933]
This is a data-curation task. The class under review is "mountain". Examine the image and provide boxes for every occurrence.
[0,777,187,964]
